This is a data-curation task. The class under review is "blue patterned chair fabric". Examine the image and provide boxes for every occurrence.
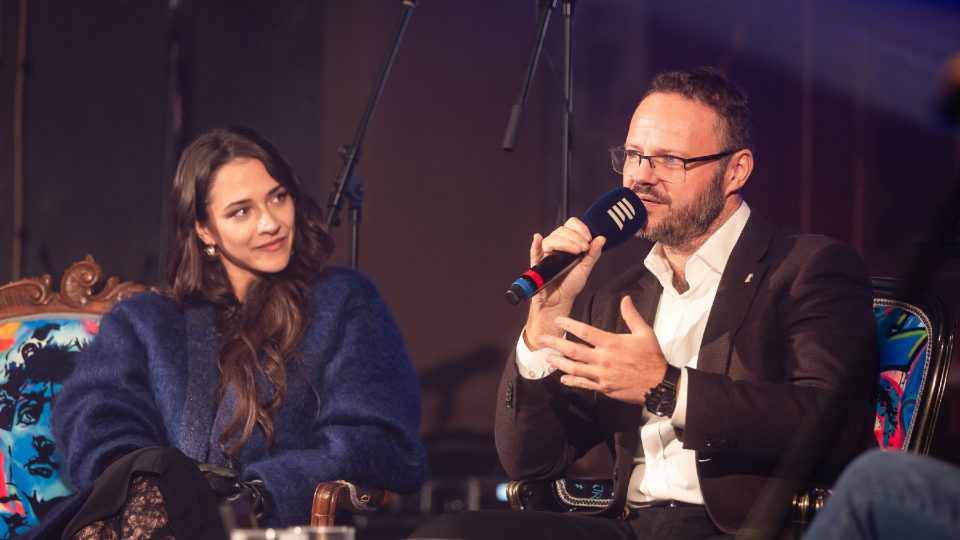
[871,277,955,455]
[0,317,98,533]
[874,302,929,450]
[0,256,142,538]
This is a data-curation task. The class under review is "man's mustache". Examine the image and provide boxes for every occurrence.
[630,183,670,205]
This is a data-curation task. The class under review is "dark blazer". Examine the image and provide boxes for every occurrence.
[495,213,877,535]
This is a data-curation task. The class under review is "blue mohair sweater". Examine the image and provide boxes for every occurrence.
[40,267,427,533]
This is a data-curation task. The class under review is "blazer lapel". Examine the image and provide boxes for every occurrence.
[608,265,660,435]
[616,269,662,335]
[697,213,774,375]
[613,266,660,473]
[179,304,221,462]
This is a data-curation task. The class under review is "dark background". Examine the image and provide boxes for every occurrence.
[1,0,959,468]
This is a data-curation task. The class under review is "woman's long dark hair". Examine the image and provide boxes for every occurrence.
[169,126,334,466]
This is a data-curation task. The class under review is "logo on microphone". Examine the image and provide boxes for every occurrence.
[606,197,638,230]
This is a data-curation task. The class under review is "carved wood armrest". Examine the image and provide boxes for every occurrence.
[311,480,389,527]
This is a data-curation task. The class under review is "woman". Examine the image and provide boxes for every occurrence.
[41,127,427,538]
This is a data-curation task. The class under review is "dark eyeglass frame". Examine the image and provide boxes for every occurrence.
[609,146,740,182]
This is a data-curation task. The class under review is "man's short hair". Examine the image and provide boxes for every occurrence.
[643,66,754,152]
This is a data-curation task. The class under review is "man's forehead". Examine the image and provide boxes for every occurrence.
[628,109,693,139]
[626,93,720,147]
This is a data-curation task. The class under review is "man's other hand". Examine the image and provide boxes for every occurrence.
[540,296,669,405]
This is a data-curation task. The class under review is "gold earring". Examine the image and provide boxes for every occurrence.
[204,244,218,257]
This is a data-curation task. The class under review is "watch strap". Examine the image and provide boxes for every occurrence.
[660,363,681,390]
[644,364,681,417]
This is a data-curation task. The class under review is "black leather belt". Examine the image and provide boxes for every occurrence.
[626,500,702,518]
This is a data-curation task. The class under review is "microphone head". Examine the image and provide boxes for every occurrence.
[580,187,647,250]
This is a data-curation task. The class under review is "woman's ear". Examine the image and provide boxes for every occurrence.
[195,221,215,247]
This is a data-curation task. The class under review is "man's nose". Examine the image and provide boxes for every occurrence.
[626,157,659,186]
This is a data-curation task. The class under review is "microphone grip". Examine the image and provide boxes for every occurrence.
[505,250,581,305]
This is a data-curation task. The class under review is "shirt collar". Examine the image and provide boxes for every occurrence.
[694,201,751,274]
[643,201,752,290]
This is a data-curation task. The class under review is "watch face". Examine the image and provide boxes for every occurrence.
[645,385,677,417]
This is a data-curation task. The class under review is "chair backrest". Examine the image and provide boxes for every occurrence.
[871,277,956,454]
[0,256,142,535]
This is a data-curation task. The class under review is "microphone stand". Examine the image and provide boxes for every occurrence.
[502,0,577,226]
[158,0,186,283]
[502,0,556,152]
[325,0,418,270]
[559,0,575,224]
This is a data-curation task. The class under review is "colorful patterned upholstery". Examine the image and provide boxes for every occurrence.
[0,316,100,535]
[0,256,142,538]
[871,278,955,456]
[873,302,930,450]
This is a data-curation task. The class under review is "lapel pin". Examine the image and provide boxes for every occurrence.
[744,273,753,283]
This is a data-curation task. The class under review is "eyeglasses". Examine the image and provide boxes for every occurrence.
[609,146,737,184]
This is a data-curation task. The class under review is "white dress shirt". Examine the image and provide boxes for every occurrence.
[515,202,751,507]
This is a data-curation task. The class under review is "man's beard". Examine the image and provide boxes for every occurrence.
[633,166,726,250]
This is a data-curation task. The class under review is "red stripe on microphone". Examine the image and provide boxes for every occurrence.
[522,270,544,288]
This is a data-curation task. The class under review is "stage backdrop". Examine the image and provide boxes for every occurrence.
[1,0,958,460]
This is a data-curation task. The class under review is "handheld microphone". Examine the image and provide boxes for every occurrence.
[505,187,647,305]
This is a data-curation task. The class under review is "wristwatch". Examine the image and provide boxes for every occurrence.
[644,364,681,417]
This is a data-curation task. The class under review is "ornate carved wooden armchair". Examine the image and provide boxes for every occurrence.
[790,277,956,531]
[0,256,143,536]
[501,277,957,535]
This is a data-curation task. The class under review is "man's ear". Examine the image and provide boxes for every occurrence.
[724,149,753,196]
[195,221,215,247]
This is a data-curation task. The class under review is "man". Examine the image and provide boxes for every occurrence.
[414,67,876,539]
